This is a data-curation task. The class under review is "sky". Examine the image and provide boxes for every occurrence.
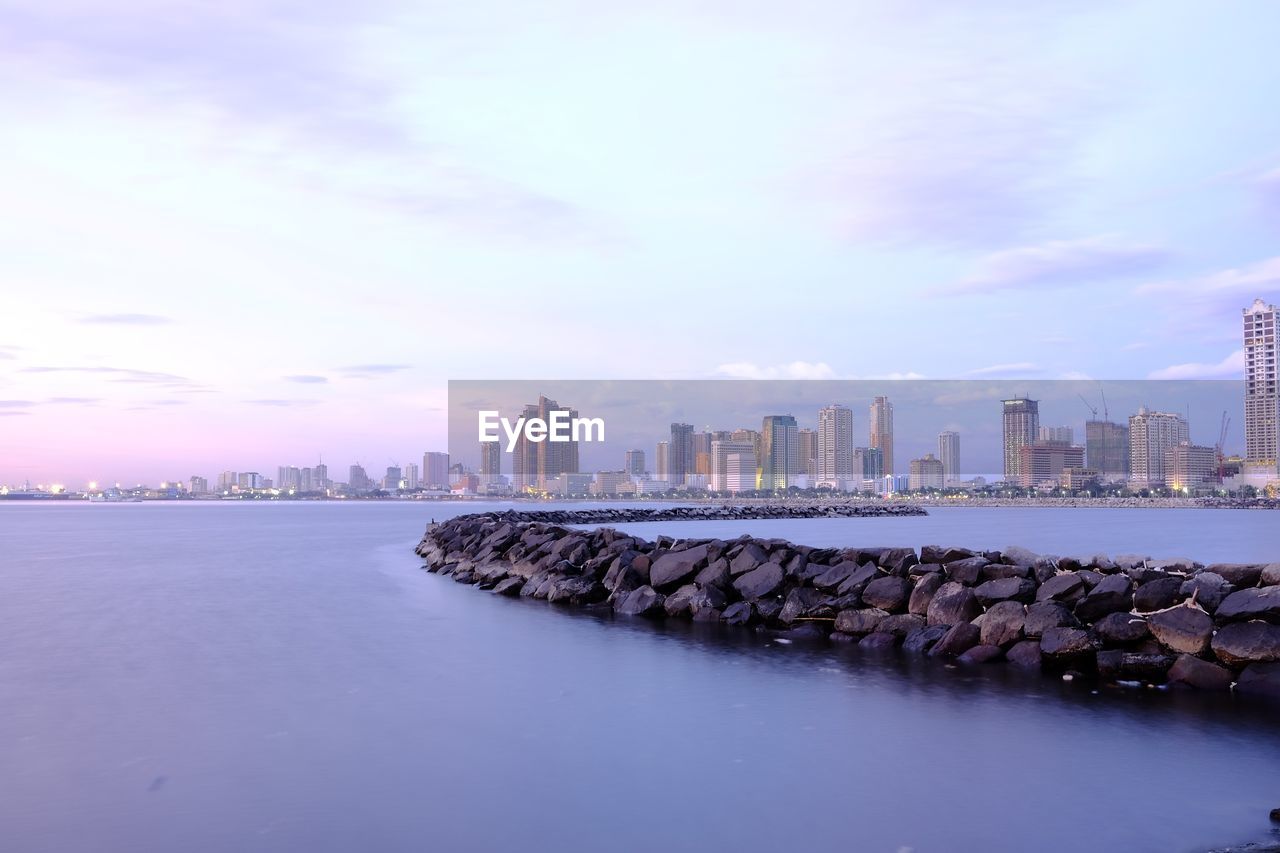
[1,0,1279,485]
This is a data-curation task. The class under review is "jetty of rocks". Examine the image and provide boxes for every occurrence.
[415,510,1280,699]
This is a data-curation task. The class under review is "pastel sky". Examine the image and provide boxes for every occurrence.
[2,0,1279,485]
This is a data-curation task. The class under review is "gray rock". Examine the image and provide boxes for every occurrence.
[1167,654,1233,690]
[547,575,604,604]
[922,545,976,564]
[778,587,834,625]
[492,577,525,596]
[927,582,982,627]
[859,632,900,652]
[834,607,889,635]
[1148,606,1214,656]
[1211,620,1280,667]
[1092,612,1151,646]
[1235,661,1280,699]
[613,585,665,617]
[929,622,982,658]
[1096,650,1175,683]
[664,583,727,617]
[1023,602,1078,638]
[1216,586,1280,623]
[1133,576,1184,612]
[1040,627,1097,659]
[1204,563,1264,587]
[722,601,755,626]
[1002,545,1041,567]
[1179,572,1232,613]
[1262,564,1280,587]
[811,560,860,591]
[835,562,883,597]
[876,613,928,638]
[650,544,709,589]
[980,600,1026,648]
[958,644,1004,664]
[694,558,731,589]
[1006,640,1043,668]
[862,576,912,613]
[732,562,786,600]
[943,556,988,585]
[979,563,1032,582]
[909,572,946,616]
[902,625,950,654]
[974,577,1037,607]
[1073,574,1134,622]
[729,543,768,576]
[1036,573,1087,604]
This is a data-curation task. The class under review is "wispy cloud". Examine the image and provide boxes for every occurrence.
[45,397,101,405]
[715,361,837,380]
[1148,350,1245,380]
[0,411,31,417]
[338,364,411,378]
[965,362,1043,377]
[246,398,319,407]
[78,313,173,325]
[941,237,1169,296]
[1137,257,1280,307]
[21,366,191,384]
[284,374,329,384]
[0,400,36,407]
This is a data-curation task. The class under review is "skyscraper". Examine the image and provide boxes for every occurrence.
[669,423,695,486]
[348,464,370,492]
[624,449,646,476]
[1128,408,1189,488]
[710,440,757,493]
[655,441,669,482]
[869,396,894,476]
[423,452,450,489]
[1085,419,1130,481]
[817,404,854,482]
[796,428,818,480]
[479,440,500,484]
[1002,397,1040,483]
[909,454,945,490]
[759,415,799,491]
[404,463,420,490]
[692,431,713,476]
[1244,298,1279,469]
[937,431,960,485]
[1038,425,1073,444]
[511,396,580,491]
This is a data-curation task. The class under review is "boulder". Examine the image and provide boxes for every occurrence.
[921,545,976,564]
[1216,586,1280,623]
[909,572,946,616]
[1096,650,1175,683]
[694,558,731,589]
[862,576,912,613]
[929,623,982,658]
[492,577,525,596]
[958,644,1004,664]
[944,556,988,585]
[1036,574,1087,604]
[729,543,768,576]
[927,582,982,627]
[1167,655,1234,691]
[1006,640,1043,668]
[835,563,883,597]
[979,563,1032,582]
[1073,574,1133,622]
[980,601,1026,648]
[1040,627,1097,660]
[1179,572,1232,613]
[1262,564,1280,587]
[974,577,1037,607]
[613,585,665,617]
[1001,545,1041,567]
[859,632,900,652]
[877,547,919,575]
[1211,620,1280,667]
[732,562,786,601]
[778,587,835,625]
[664,583,727,617]
[1235,661,1280,699]
[722,601,755,626]
[1132,577,1184,613]
[547,575,604,604]
[1204,563,1264,587]
[834,607,889,636]
[1023,602,1078,638]
[1148,606,1214,656]
[811,560,860,592]
[902,625,950,654]
[875,613,928,638]
[1092,612,1151,646]
[649,544,709,589]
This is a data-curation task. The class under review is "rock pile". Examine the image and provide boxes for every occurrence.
[416,512,1280,700]
[437,504,927,526]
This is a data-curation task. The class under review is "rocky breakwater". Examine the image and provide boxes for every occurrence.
[415,512,1280,700]
[441,504,928,526]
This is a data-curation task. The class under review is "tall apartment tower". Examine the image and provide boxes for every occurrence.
[655,441,670,482]
[869,396,894,476]
[710,440,757,493]
[669,423,695,486]
[423,452,450,489]
[1128,407,1189,488]
[1002,397,1040,483]
[511,396,579,491]
[1085,420,1130,482]
[817,404,854,482]
[796,428,818,480]
[479,440,501,484]
[624,449,646,476]
[1038,425,1074,444]
[937,431,960,485]
[759,415,799,491]
[1244,298,1279,469]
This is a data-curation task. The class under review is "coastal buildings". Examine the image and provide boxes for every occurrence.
[624,449,645,476]
[189,475,208,495]
[1018,441,1084,488]
[669,422,694,487]
[1244,298,1279,471]
[908,454,944,490]
[797,428,818,480]
[423,452,450,490]
[479,441,500,484]
[1128,408,1189,489]
[817,404,854,482]
[655,441,669,482]
[937,430,960,485]
[1038,425,1073,444]
[1166,442,1218,492]
[759,415,799,491]
[710,440,757,493]
[1085,419,1130,482]
[512,396,580,491]
[1002,397,1040,483]
[404,463,419,490]
[869,396,894,476]
[855,446,884,485]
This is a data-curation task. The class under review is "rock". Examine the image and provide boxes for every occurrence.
[862,576,912,613]
[1216,586,1280,623]
[835,563,883,597]
[902,625,950,654]
[943,556,988,585]
[1167,655,1234,690]
[755,598,784,622]
[1097,650,1175,683]
[722,601,755,626]
[909,572,946,616]
[922,545,975,564]
[812,560,860,592]
[1148,606,1214,656]
[1023,602,1078,638]
[1132,576,1184,612]
[613,585,665,617]
[1180,572,1232,613]
[1204,563,1264,587]
[547,575,604,604]
[1040,627,1097,660]
[1036,573,1087,604]
[980,601,1026,648]
[1092,612,1151,646]
[1211,620,1280,666]
[876,613,928,638]
[778,587,834,625]
[929,623,982,658]
[1006,640,1042,668]
[732,562,786,601]
[958,644,1004,664]
[927,582,982,627]
[694,558,731,589]
[859,632,900,652]
[980,563,1032,581]
[1236,662,1280,699]
[649,544,709,589]
[1262,564,1280,587]
[834,607,889,635]
[877,547,919,575]
[729,543,768,576]
[1002,545,1041,567]
[664,583,726,617]
[1073,574,1133,622]
[974,577,1037,607]
[492,577,525,596]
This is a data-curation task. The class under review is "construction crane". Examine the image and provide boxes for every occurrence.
[1077,393,1098,420]
[1216,411,1231,480]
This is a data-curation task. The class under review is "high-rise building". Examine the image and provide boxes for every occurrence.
[1244,298,1279,469]
[1085,420,1130,481]
[669,423,695,486]
[854,446,884,483]
[314,462,329,492]
[218,471,238,492]
[759,415,799,491]
[624,449,646,476]
[1038,425,1074,444]
[1166,442,1218,492]
[908,454,945,490]
[383,466,402,490]
[731,429,761,464]
[937,431,960,485]
[869,397,894,476]
[1002,397,1040,483]
[655,441,669,482]
[423,452,450,489]
[349,463,371,492]
[404,463,420,490]
[511,396,580,491]
[189,475,208,495]
[479,440,501,484]
[1018,441,1085,488]
[300,467,315,492]
[710,440,757,493]
[817,404,854,482]
[1128,408,1189,488]
[238,472,264,490]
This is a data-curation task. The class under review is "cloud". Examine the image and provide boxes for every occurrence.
[338,363,411,378]
[1148,350,1245,380]
[78,313,173,325]
[45,397,101,404]
[21,366,191,384]
[0,411,31,417]
[245,398,319,407]
[965,362,1043,377]
[1136,257,1280,307]
[941,237,1169,295]
[284,374,329,384]
[714,361,838,380]
[0,400,36,407]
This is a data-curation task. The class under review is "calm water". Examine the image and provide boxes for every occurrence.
[2,501,1278,853]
